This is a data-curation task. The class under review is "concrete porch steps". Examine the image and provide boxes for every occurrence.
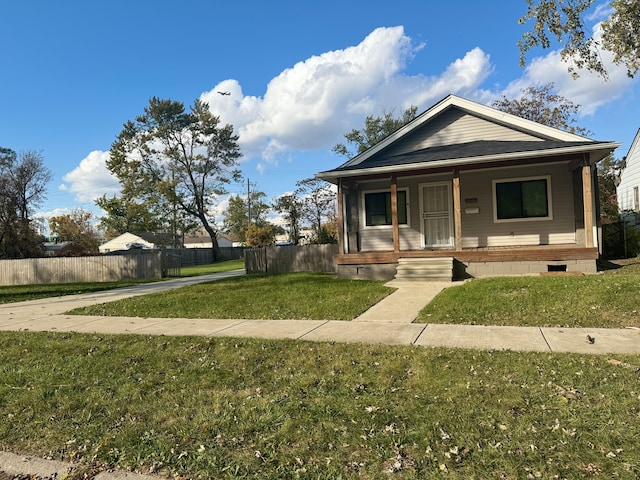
[394,257,453,281]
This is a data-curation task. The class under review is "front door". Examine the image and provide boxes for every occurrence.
[420,182,454,248]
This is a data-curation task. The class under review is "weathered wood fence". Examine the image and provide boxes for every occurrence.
[0,253,163,286]
[245,244,338,274]
[0,247,248,286]
[179,247,245,266]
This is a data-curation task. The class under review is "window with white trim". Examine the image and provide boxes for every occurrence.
[363,190,408,226]
[493,176,552,222]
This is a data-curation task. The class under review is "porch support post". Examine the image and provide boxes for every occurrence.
[337,178,345,254]
[582,163,594,248]
[391,176,400,253]
[452,170,462,251]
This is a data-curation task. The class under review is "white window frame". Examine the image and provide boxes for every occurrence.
[492,175,553,223]
[360,188,411,229]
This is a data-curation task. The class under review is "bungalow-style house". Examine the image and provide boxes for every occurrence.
[617,128,640,214]
[316,95,619,280]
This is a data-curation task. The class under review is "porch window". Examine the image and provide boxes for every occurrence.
[493,176,552,222]
[364,190,408,226]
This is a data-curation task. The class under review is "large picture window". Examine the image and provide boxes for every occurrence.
[493,176,552,222]
[364,190,408,226]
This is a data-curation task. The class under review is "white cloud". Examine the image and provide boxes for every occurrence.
[32,207,72,234]
[60,150,120,202]
[62,23,635,202]
[34,207,72,219]
[199,26,493,163]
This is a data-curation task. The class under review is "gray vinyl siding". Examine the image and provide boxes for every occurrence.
[383,108,544,157]
[460,163,576,247]
[357,174,450,251]
[357,178,422,251]
[355,164,576,251]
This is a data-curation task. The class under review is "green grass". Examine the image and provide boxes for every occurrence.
[417,260,640,328]
[0,280,161,304]
[70,273,395,321]
[0,260,243,304]
[179,258,245,276]
[1,331,639,479]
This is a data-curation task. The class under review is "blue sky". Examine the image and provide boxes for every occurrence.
[2,1,638,228]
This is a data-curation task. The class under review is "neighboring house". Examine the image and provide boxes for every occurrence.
[183,235,234,249]
[99,232,173,253]
[316,95,619,280]
[617,128,640,214]
[43,241,85,257]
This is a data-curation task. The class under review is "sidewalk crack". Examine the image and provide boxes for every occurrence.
[539,327,553,352]
[411,324,429,345]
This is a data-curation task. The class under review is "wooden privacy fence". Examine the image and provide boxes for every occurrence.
[245,244,338,274]
[0,253,163,286]
[179,247,245,266]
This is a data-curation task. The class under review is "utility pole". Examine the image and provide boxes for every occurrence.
[247,178,251,228]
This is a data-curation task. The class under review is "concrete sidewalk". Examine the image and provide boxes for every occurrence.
[1,269,638,355]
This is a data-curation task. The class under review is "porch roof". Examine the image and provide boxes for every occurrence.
[317,139,618,182]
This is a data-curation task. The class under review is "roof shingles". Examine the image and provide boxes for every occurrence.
[334,140,601,171]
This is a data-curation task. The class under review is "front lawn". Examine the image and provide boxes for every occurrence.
[417,261,640,328]
[1,332,638,479]
[69,273,395,321]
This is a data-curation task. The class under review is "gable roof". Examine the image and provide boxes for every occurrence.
[318,95,619,182]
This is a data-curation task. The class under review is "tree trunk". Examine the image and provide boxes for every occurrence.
[199,216,222,261]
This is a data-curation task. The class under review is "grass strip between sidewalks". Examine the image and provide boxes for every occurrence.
[1,332,638,479]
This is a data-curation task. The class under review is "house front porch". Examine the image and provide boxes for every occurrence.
[335,244,599,280]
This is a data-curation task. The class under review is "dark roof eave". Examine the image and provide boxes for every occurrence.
[317,142,619,183]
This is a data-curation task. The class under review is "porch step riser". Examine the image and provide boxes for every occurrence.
[394,257,454,282]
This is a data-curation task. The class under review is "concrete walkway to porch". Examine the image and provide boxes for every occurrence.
[354,280,452,323]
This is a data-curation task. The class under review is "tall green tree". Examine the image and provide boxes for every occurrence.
[295,177,336,244]
[491,83,591,136]
[332,106,418,158]
[49,209,101,254]
[597,154,623,221]
[272,193,304,244]
[222,184,270,242]
[108,97,242,260]
[0,148,51,258]
[519,0,640,78]
[96,195,163,238]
